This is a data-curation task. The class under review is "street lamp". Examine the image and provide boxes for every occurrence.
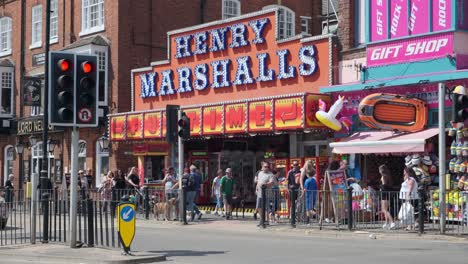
[15,141,24,155]
[15,140,24,190]
[47,140,56,154]
[98,136,110,152]
[29,136,37,147]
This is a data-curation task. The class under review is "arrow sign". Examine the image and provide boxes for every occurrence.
[280,101,298,123]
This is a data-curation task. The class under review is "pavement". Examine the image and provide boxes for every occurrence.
[0,244,166,264]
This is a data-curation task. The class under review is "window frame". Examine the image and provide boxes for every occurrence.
[3,145,14,186]
[95,138,109,187]
[0,66,14,117]
[263,5,295,39]
[0,17,12,57]
[222,0,241,20]
[300,16,311,36]
[50,0,59,44]
[80,0,105,37]
[30,5,43,49]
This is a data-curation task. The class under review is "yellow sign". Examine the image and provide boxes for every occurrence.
[117,202,136,252]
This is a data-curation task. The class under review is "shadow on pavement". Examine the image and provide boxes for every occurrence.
[149,250,226,257]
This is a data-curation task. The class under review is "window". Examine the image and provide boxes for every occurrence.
[95,50,107,103]
[31,5,42,49]
[300,16,311,35]
[81,0,105,36]
[0,68,13,116]
[50,0,58,43]
[3,145,14,186]
[78,140,87,171]
[0,17,12,57]
[355,0,366,46]
[222,0,240,20]
[263,5,295,39]
[95,139,109,187]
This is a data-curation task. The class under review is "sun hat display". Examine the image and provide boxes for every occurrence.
[422,156,432,166]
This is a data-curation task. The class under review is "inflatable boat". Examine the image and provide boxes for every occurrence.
[358,93,428,132]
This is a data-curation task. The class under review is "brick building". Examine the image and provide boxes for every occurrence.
[0,0,341,189]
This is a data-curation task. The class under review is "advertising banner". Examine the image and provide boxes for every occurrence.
[370,0,388,41]
[203,106,224,135]
[367,32,453,67]
[305,94,331,128]
[274,97,303,130]
[248,100,273,132]
[161,111,167,138]
[143,112,162,139]
[126,114,143,140]
[409,0,429,35]
[390,0,408,39]
[432,0,452,31]
[110,115,126,141]
[225,103,247,134]
[185,108,202,136]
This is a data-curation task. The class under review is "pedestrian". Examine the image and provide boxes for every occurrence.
[78,170,89,199]
[269,170,280,223]
[399,167,419,230]
[379,164,396,229]
[5,174,14,208]
[220,168,234,220]
[86,169,93,189]
[101,171,114,212]
[303,165,318,225]
[185,165,200,221]
[212,169,224,216]
[287,161,302,221]
[162,167,178,220]
[256,161,274,226]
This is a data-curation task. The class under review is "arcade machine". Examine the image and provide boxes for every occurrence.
[189,151,211,204]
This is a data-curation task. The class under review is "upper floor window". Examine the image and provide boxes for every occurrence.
[0,17,12,57]
[300,16,311,36]
[263,5,295,39]
[355,0,366,46]
[81,0,105,36]
[222,0,241,20]
[0,67,13,117]
[31,5,42,49]
[50,0,58,43]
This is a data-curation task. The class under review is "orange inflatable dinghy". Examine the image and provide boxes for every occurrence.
[358,93,428,132]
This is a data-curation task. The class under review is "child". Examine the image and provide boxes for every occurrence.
[303,167,318,224]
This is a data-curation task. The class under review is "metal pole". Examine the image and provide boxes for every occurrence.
[438,83,446,234]
[70,127,79,247]
[178,110,186,224]
[41,0,51,244]
[31,172,38,244]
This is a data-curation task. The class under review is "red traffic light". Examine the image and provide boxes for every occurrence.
[81,61,93,73]
[57,59,70,72]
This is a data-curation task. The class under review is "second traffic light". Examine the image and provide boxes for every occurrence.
[75,55,98,127]
[452,90,468,123]
[178,112,190,140]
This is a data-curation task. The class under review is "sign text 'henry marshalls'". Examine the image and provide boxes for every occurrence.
[109,9,334,140]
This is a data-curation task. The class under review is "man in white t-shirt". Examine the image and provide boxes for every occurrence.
[256,161,274,225]
[212,169,224,216]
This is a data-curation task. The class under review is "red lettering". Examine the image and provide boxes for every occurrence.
[228,106,243,128]
[255,105,266,126]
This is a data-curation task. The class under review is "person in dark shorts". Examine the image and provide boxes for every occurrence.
[220,168,234,220]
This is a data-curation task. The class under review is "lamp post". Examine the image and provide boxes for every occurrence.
[29,136,37,147]
[98,136,110,152]
[15,141,24,192]
[47,140,56,154]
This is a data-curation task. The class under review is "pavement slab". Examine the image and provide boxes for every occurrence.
[0,244,166,264]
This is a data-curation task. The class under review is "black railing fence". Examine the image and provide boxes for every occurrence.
[1,187,467,247]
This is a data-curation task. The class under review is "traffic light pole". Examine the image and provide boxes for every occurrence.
[41,0,52,244]
[177,110,186,224]
[438,83,446,233]
[70,127,79,248]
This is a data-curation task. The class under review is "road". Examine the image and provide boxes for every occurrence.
[130,218,468,264]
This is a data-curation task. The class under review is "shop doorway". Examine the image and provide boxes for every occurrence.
[144,156,165,182]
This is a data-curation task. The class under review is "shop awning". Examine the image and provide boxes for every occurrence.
[330,128,439,154]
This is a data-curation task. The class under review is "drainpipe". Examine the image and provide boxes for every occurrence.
[19,0,26,118]
[200,0,206,24]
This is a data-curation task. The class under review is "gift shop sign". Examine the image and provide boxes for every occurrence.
[131,9,332,111]
[367,33,453,67]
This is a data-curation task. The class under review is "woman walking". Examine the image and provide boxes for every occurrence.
[379,164,396,229]
[399,167,419,230]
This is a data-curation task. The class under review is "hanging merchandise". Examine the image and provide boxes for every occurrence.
[358,93,428,132]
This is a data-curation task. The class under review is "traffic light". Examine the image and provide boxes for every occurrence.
[75,54,98,127]
[452,92,468,123]
[166,105,180,143]
[49,52,75,126]
[178,112,190,140]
